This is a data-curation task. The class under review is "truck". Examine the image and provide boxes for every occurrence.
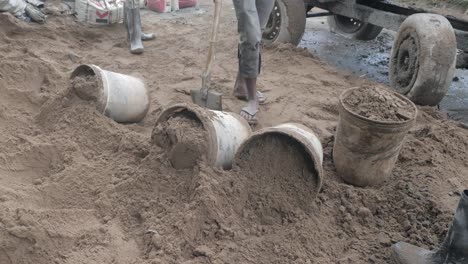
[263,0,468,106]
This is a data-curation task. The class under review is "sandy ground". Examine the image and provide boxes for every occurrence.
[0,0,468,263]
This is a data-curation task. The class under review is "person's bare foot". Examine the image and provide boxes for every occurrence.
[240,100,258,125]
[233,73,247,98]
[234,74,266,104]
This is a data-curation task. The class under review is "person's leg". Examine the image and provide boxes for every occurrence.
[233,46,248,99]
[234,58,266,104]
[124,0,144,54]
[253,0,275,102]
[124,0,155,53]
[257,0,275,31]
[140,1,156,42]
[233,48,247,99]
[234,74,266,104]
[232,0,262,123]
[234,0,274,105]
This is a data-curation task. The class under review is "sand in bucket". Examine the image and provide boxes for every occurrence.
[333,86,417,186]
[343,86,415,122]
[234,133,321,225]
[152,110,208,169]
[69,64,149,123]
[71,74,101,102]
[69,66,108,113]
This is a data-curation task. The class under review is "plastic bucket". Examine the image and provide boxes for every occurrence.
[233,123,324,198]
[153,103,252,169]
[333,88,418,187]
[70,64,150,123]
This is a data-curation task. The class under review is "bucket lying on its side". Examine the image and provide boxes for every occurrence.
[152,103,252,170]
[333,88,417,187]
[233,123,324,199]
[70,64,150,123]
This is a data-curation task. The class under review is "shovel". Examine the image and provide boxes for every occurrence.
[190,0,223,110]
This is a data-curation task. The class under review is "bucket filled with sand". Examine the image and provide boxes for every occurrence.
[333,86,417,187]
[70,64,150,123]
[232,123,323,223]
[152,103,252,170]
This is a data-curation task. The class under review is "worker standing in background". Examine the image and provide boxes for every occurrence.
[232,0,274,124]
[124,0,155,54]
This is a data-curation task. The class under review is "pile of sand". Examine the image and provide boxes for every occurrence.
[71,74,100,102]
[152,112,208,169]
[0,2,467,263]
[343,86,415,122]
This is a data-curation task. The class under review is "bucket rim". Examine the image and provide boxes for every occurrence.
[233,125,323,198]
[273,122,324,164]
[339,87,418,126]
[153,103,219,166]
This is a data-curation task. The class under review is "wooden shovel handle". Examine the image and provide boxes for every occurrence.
[201,0,222,95]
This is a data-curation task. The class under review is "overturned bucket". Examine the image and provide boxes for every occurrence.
[70,64,150,123]
[152,103,252,170]
[233,123,323,200]
[333,87,417,187]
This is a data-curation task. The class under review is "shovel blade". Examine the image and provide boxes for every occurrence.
[191,89,223,111]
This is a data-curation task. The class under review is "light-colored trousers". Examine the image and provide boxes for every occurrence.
[233,0,275,78]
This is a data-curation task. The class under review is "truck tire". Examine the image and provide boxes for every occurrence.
[262,0,306,46]
[389,14,456,106]
[327,15,382,40]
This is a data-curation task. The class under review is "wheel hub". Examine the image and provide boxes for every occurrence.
[392,33,419,94]
[334,15,363,33]
[263,1,281,42]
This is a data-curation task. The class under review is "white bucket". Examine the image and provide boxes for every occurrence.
[70,64,150,123]
[274,123,323,164]
[153,103,252,169]
[234,123,324,195]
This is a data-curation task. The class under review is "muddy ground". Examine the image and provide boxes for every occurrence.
[0,0,467,263]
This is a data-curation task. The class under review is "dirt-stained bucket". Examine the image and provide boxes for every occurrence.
[152,103,252,170]
[333,87,418,187]
[233,123,323,200]
[70,64,150,123]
